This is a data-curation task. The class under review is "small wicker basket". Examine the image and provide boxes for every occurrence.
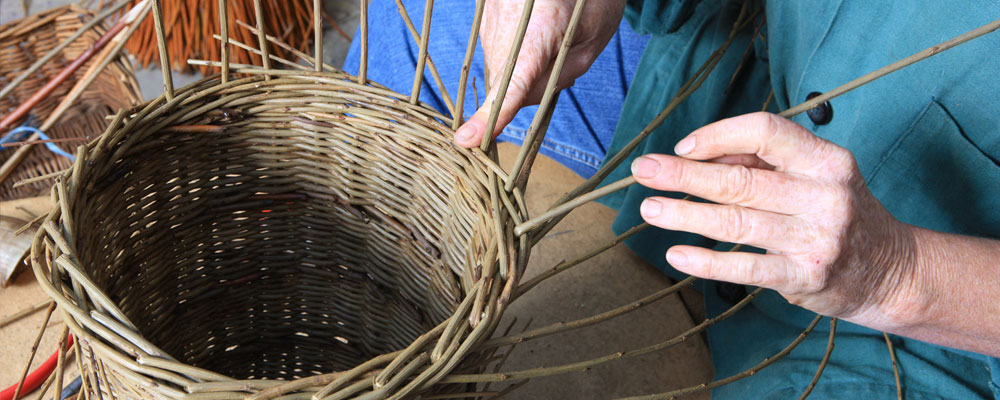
[32,70,526,399]
[0,5,142,201]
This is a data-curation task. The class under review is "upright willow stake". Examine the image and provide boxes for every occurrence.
[151,0,173,100]
[358,0,369,84]
[313,0,323,72]
[10,301,56,400]
[505,0,588,193]
[480,0,536,151]
[452,0,486,130]
[0,0,132,102]
[252,0,271,79]
[394,0,456,117]
[219,0,230,83]
[409,0,435,104]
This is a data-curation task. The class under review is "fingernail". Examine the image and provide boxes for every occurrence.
[640,198,661,218]
[666,249,689,267]
[631,156,660,179]
[675,136,696,155]
[455,124,476,142]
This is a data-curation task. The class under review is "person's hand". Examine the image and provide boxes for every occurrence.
[453,0,624,148]
[631,112,929,329]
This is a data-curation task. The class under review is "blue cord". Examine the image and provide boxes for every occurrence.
[0,126,76,161]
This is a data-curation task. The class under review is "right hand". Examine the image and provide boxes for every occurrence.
[453,0,625,148]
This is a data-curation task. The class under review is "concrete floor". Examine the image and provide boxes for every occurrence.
[0,1,715,398]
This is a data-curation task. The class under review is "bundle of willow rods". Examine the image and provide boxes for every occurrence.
[0,5,141,201]
[123,0,314,74]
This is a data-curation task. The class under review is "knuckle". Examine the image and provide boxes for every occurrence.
[721,165,755,204]
[721,206,753,243]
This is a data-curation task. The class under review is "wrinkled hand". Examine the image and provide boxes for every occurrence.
[633,112,927,328]
[454,0,624,148]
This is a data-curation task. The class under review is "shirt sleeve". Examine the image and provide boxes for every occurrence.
[625,0,703,35]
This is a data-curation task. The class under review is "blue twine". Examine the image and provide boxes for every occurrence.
[0,126,76,161]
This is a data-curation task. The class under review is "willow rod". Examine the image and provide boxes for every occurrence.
[505,0,588,192]
[514,175,634,236]
[619,314,824,400]
[252,0,271,79]
[0,0,131,102]
[527,5,756,244]
[313,0,323,71]
[10,301,56,400]
[409,0,434,104]
[451,0,486,130]
[358,0,369,84]
[779,17,1000,118]
[0,3,152,187]
[151,0,173,100]
[393,0,456,118]
[797,318,838,400]
[219,0,230,83]
[479,0,536,151]
[532,13,1000,241]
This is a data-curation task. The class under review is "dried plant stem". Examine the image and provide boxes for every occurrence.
[884,332,903,400]
[359,0,369,84]
[527,5,755,243]
[11,301,56,400]
[0,0,130,102]
[219,0,230,83]
[151,0,173,100]
[618,314,824,400]
[505,0,587,192]
[798,318,837,400]
[52,327,70,400]
[480,0,535,151]
[409,0,434,104]
[441,288,760,384]
[779,17,1000,118]
[515,175,634,235]
[252,0,271,78]
[0,300,50,328]
[452,0,486,129]
[313,0,323,71]
[0,2,151,188]
[393,0,456,117]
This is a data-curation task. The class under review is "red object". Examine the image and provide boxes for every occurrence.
[0,335,74,400]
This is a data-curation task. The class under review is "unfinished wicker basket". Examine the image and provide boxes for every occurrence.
[0,5,142,201]
[31,70,526,399]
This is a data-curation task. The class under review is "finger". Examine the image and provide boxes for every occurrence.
[673,112,851,175]
[666,245,805,293]
[639,196,807,251]
[708,154,775,170]
[631,154,820,214]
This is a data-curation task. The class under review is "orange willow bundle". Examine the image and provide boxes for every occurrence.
[122,0,314,74]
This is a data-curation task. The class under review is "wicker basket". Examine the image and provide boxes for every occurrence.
[32,71,525,399]
[0,5,142,201]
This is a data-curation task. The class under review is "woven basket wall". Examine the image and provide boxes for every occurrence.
[32,72,525,399]
[0,5,142,201]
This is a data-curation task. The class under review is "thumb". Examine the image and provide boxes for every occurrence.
[454,75,531,148]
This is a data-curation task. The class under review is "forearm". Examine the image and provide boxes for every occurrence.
[882,226,1000,357]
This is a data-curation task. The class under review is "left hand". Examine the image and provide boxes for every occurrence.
[632,112,929,329]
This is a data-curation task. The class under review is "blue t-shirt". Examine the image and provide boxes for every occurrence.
[604,0,1000,398]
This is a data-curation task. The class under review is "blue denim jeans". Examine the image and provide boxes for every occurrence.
[342,0,648,178]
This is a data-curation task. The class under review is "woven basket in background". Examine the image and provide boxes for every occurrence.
[0,5,142,201]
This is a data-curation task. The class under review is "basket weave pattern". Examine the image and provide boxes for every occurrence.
[0,5,141,201]
[33,72,523,399]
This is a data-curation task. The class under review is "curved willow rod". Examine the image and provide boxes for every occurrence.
[479,0,536,151]
[798,318,838,400]
[523,15,1000,240]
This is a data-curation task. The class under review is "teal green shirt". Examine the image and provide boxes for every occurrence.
[603,0,1000,398]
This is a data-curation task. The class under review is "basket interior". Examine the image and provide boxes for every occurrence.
[72,86,486,379]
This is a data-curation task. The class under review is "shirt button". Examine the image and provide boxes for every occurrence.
[716,281,747,304]
[806,91,833,125]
